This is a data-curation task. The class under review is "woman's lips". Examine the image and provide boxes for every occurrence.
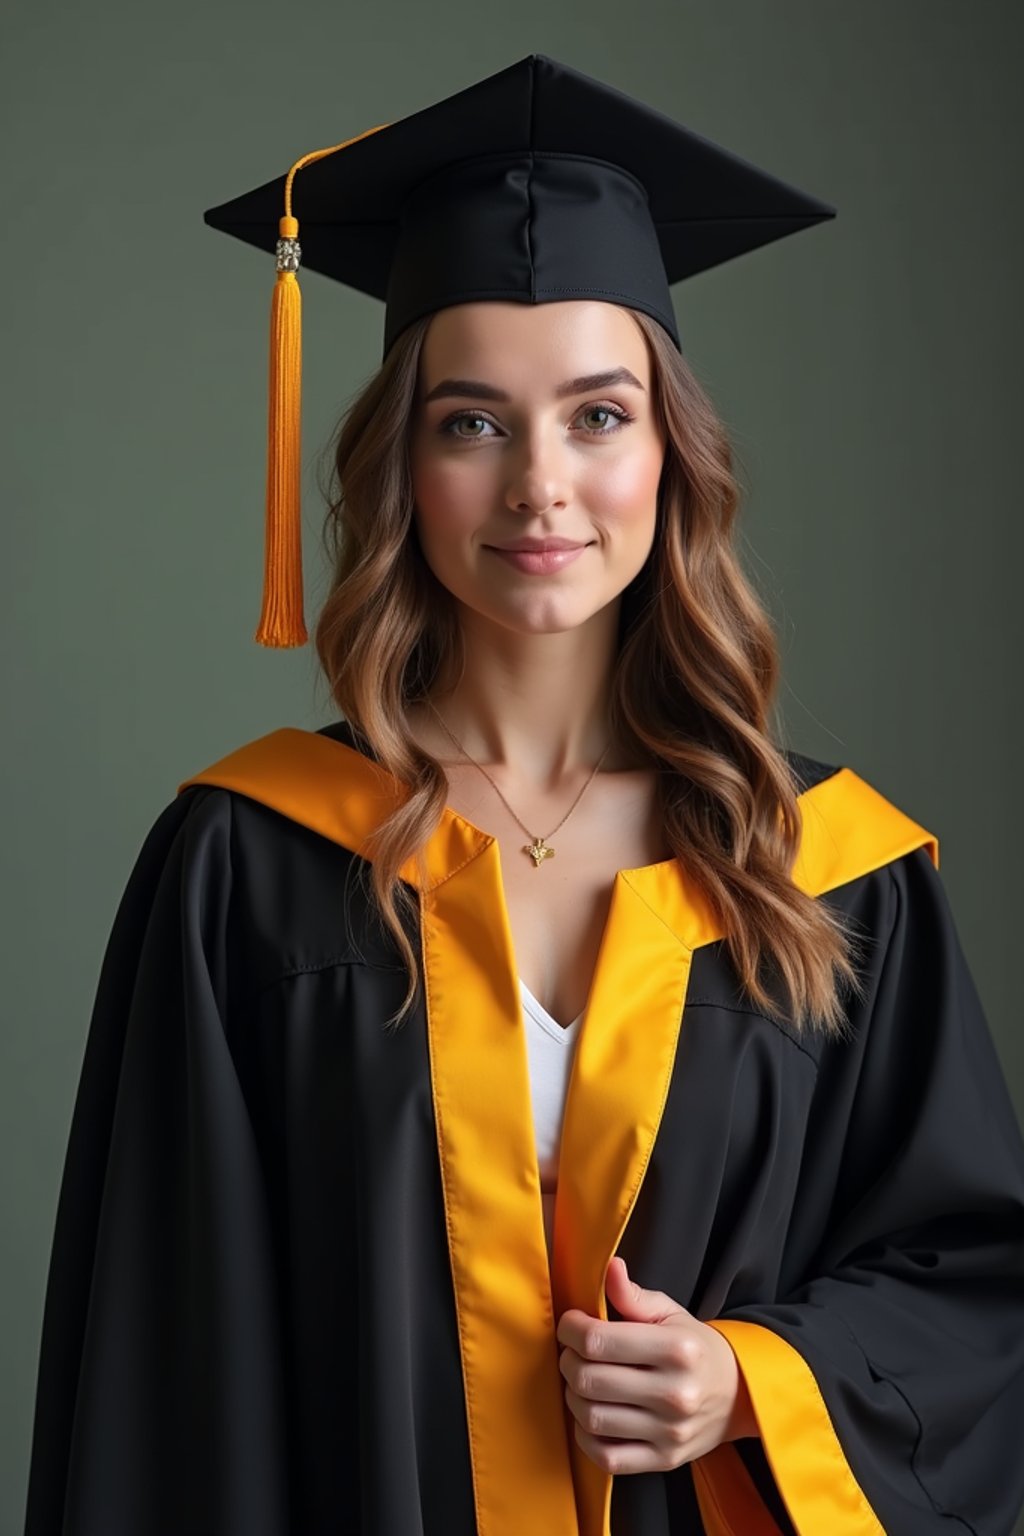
[486,544,590,574]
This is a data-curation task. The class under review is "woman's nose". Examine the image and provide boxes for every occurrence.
[503,432,573,514]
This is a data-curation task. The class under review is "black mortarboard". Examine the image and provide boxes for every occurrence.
[202,52,836,648]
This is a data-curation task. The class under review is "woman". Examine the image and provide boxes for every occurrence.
[24,53,1024,1536]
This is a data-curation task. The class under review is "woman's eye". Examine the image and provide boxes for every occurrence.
[440,403,633,440]
[443,413,494,440]
[578,404,631,434]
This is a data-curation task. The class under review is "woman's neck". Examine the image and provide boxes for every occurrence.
[408,602,646,782]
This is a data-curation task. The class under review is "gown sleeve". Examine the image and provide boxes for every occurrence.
[705,844,1024,1536]
[23,786,290,1536]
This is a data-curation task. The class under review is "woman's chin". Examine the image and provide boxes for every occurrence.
[458,593,609,637]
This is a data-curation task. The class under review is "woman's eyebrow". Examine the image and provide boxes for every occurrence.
[421,366,646,404]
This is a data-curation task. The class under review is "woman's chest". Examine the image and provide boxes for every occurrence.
[448,765,671,1031]
[235,789,827,1310]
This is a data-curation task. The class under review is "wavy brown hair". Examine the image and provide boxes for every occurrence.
[312,306,866,1038]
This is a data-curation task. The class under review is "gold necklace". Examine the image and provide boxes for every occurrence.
[425,699,612,868]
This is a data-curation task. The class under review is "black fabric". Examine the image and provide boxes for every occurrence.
[202,53,836,360]
[609,845,1024,1535]
[23,726,1024,1534]
[24,783,476,1536]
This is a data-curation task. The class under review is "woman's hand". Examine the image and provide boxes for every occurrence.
[556,1255,758,1475]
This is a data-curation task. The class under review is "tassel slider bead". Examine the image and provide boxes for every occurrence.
[276,236,301,273]
[276,214,301,273]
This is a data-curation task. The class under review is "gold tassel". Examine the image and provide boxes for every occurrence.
[254,124,392,649]
[257,214,306,645]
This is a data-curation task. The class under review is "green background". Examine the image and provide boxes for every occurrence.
[4,1,1022,1530]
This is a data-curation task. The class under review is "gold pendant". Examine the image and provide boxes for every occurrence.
[523,836,555,868]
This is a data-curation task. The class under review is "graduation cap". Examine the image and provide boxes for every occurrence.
[203,52,836,648]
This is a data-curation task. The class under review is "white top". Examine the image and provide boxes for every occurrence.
[518,977,585,1264]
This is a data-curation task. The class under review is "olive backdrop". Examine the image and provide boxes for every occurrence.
[3,2,1021,1531]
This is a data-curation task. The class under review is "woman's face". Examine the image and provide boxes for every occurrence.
[409,300,666,637]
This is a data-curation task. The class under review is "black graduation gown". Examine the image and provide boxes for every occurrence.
[23,718,1024,1536]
